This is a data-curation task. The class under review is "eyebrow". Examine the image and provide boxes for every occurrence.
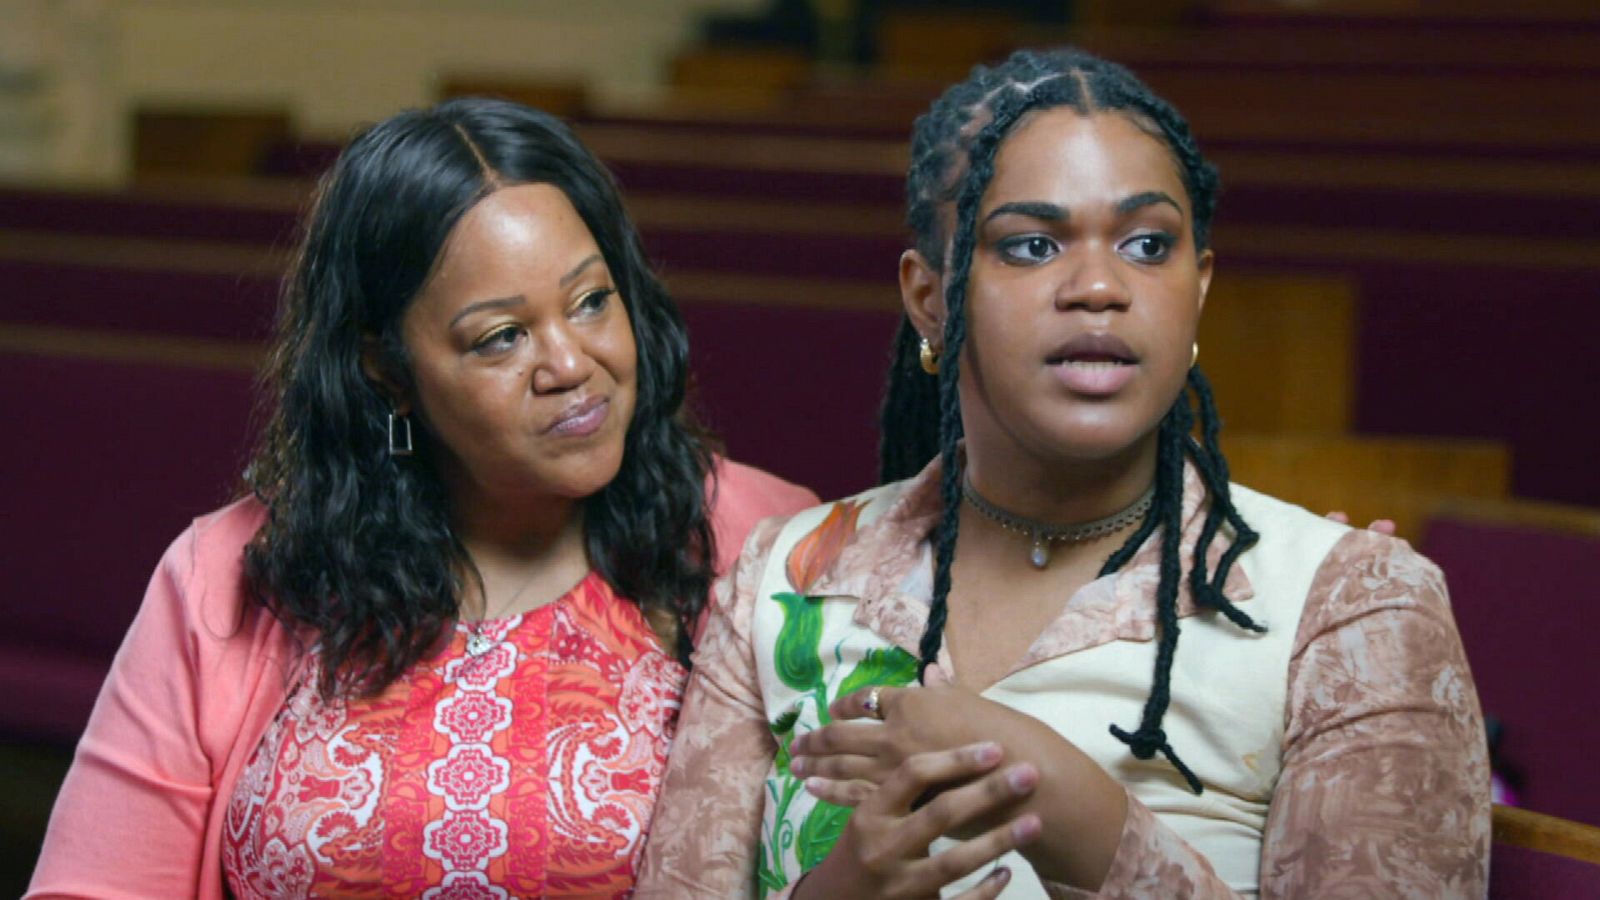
[448,295,523,329]
[446,254,606,329]
[981,192,1185,226]
[560,253,603,288]
[983,201,1067,224]
[1116,191,1183,216]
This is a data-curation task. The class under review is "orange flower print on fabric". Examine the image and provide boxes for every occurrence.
[786,500,865,593]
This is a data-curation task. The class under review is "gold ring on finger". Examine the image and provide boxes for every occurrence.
[864,685,884,720]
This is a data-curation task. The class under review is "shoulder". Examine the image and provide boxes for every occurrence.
[1229,482,1448,614]
[1305,527,1451,623]
[1229,482,1353,555]
[765,479,910,547]
[150,496,276,645]
[711,457,819,515]
[1232,494,1456,663]
[721,479,910,589]
[707,458,820,577]
[182,495,269,568]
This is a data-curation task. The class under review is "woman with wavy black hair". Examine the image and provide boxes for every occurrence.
[640,49,1488,898]
[29,98,815,898]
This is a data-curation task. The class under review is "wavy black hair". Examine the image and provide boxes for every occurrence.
[245,98,715,699]
[879,49,1260,793]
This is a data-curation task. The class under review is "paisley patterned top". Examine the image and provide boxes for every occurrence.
[636,459,1490,898]
[222,571,683,899]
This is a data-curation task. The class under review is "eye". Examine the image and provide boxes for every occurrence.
[1119,232,1175,263]
[572,288,616,318]
[471,325,522,356]
[997,235,1059,265]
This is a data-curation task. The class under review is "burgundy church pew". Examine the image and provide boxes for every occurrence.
[1422,506,1600,828]
[0,349,258,742]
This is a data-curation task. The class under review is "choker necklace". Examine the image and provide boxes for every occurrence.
[962,477,1155,569]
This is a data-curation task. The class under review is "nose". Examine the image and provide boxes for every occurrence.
[530,321,594,394]
[1055,243,1131,313]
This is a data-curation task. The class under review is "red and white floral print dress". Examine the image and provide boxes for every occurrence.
[221,571,684,899]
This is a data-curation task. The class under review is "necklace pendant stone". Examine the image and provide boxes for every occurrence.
[1029,537,1050,569]
[465,630,495,657]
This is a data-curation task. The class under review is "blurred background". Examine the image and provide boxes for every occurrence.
[3,0,1598,891]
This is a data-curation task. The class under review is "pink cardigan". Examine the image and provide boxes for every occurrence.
[27,459,816,899]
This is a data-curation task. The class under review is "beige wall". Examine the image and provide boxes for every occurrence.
[1,0,766,183]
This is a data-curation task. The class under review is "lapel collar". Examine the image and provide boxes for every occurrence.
[793,457,1258,670]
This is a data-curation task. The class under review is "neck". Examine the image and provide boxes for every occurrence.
[963,434,1159,527]
[449,485,590,621]
[956,435,1160,573]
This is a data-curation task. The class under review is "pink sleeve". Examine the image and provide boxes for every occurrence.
[27,526,217,899]
[707,458,818,578]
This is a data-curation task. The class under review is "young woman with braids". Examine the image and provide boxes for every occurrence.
[28,98,815,898]
[639,49,1488,898]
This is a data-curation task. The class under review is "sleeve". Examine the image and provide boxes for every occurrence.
[26,527,217,899]
[1258,530,1490,897]
[636,516,789,899]
[1041,797,1234,899]
[1043,530,1490,899]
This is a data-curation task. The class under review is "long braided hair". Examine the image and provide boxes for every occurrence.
[880,49,1260,793]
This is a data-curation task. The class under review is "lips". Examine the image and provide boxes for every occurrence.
[1047,333,1138,365]
[1047,333,1139,396]
[546,396,609,437]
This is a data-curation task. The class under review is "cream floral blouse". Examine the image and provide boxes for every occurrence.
[637,459,1490,898]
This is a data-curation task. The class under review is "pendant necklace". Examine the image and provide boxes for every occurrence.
[962,476,1155,569]
[464,571,540,657]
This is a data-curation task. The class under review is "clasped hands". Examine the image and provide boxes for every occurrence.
[785,684,1121,899]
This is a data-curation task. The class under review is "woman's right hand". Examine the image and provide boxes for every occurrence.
[792,741,1043,900]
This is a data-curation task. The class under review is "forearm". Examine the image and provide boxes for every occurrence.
[1013,743,1128,889]
[1036,794,1243,900]
[1000,724,1238,897]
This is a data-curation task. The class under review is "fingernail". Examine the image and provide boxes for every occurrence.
[1012,815,1041,843]
[988,866,1011,885]
[804,777,827,796]
[971,741,1002,765]
[1007,765,1037,793]
[789,756,807,776]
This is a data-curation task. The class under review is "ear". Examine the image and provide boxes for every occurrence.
[898,249,947,345]
[1195,248,1214,316]
[360,334,411,415]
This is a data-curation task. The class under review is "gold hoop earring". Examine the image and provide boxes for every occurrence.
[1191,342,1199,369]
[919,338,941,375]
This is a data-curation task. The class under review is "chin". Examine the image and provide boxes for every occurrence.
[1037,418,1156,465]
[570,451,630,499]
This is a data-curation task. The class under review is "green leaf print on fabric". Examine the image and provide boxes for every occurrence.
[837,646,919,703]
[796,800,852,871]
[758,595,921,897]
[771,705,801,781]
[772,591,825,691]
